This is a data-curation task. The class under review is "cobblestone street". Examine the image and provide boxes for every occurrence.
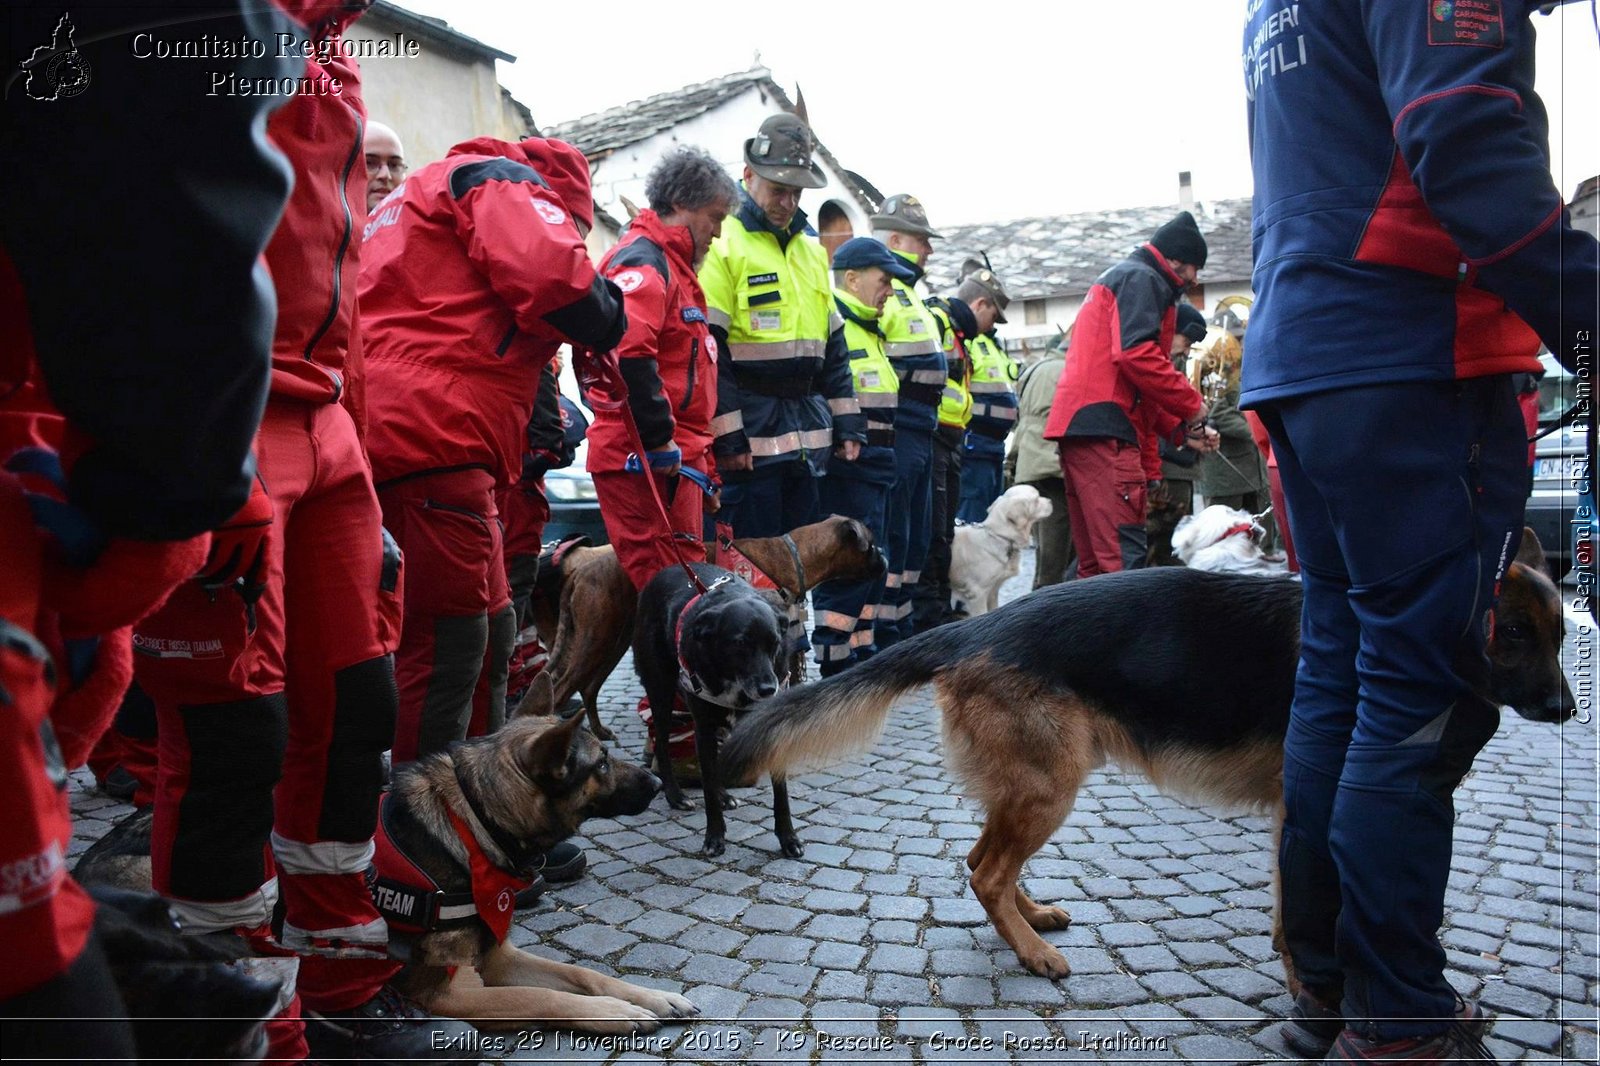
[68,553,1600,1063]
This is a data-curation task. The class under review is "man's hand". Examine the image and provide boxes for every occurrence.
[717,451,754,474]
[646,446,682,476]
[1186,425,1222,453]
[704,485,721,515]
[196,474,273,604]
[835,440,861,462]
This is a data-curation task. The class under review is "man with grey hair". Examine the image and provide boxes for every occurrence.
[589,145,739,590]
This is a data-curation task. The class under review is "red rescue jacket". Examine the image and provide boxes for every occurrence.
[587,210,719,472]
[265,1,371,430]
[1044,245,1203,447]
[358,137,625,488]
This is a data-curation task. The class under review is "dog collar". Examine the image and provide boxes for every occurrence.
[453,759,547,877]
[675,575,738,699]
[1221,522,1257,541]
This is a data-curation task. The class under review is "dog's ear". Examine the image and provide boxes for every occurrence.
[510,672,556,719]
[845,518,872,553]
[1513,526,1547,572]
[519,711,584,781]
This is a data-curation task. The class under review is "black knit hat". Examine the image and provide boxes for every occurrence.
[1176,302,1209,342]
[1149,211,1208,268]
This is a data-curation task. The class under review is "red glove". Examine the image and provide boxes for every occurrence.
[196,473,273,602]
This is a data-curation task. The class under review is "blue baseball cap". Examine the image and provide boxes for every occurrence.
[832,237,916,282]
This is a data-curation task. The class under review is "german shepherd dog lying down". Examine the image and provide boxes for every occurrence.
[74,676,698,1036]
[377,674,697,1033]
[721,529,1574,980]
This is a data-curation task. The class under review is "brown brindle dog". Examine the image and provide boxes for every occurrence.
[721,529,1573,983]
[524,516,886,735]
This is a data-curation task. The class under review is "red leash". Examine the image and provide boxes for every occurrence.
[574,348,709,594]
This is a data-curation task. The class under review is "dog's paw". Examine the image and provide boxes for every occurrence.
[716,790,739,809]
[1028,905,1072,931]
[666,793,696,812]
[577,997,663,1035]
[636,990,698,1020]
[1019,944,1072,981]
[778,833,805,859]
[592,724,616,742]
[701,835,726,857]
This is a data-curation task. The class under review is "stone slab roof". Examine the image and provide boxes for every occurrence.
[923,197,1254,300]
[545,67,876,215]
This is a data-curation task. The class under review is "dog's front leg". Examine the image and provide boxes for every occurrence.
[646,678,693,810]
[478,943,698,1032]
[771,775,803,858]
[691,698,728,856]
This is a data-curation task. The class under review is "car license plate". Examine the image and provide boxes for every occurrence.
[1534,455,1574,480]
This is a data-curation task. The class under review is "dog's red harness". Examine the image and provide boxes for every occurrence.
[1221,521,1258,542]
[368,794,535,944]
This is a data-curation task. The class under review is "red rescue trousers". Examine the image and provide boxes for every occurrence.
[1058,437,1150,577]
[593,461,711,592]
[135,400,403,1016]
[0,474,94,1001]
[380,468,513,764]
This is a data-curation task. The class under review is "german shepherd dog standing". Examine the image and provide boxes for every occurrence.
[721,529,1574,980]
[633,562,791,857]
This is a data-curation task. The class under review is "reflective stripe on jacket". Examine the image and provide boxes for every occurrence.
[963,331,1018,458]
[879,263,945,433]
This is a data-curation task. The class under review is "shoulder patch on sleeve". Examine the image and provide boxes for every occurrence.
[607,237,671,287]
[449,157,551,200]
[1428,0,1504,48]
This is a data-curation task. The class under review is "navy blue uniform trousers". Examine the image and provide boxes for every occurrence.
[878,423,934,647]
[811,470,891,672]
[1258,376,1527,1040]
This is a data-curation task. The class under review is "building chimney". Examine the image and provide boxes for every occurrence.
[1178,171,1194,211]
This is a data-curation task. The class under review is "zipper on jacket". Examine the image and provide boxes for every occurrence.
[303,109,364,361]
[679,340,698,411]
[423,498,491,531]
[495,324,518,357]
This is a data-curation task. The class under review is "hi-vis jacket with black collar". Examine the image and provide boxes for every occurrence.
[878,252,948,435]
[830,287,898,485]
[1241,0,1596,405]
[963,331,1020,460]
[699,190,864,474]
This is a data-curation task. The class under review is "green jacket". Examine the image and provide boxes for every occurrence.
[1009,354,1066,485]
[1198,387,1269,498]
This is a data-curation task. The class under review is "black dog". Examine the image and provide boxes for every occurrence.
[90,883,283,1062]
[634,562,789,856]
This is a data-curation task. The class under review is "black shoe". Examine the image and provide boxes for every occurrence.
[513,872,547,910]
[303,985,479,1063]
[1319,998,1492,1062]
[1282,989,1343,1057]
[542,840,587,884]
[101,766,139,802]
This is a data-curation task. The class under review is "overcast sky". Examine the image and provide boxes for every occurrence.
[397,0,1599,226]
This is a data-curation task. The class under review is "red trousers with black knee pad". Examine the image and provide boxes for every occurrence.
[135,400,402,1021]
[381,468,514,764]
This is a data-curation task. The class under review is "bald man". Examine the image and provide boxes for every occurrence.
[364,120,407,212]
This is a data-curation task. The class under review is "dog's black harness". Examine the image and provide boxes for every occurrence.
[367,768,546,941]
[367,798,482,936]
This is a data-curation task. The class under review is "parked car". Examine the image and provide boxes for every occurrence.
[542,442,607,546]
[1525,352,1587,582]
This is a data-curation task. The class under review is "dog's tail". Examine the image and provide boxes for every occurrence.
[721,623,966,786]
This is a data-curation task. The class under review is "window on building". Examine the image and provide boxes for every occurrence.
[1024,299,1046,326]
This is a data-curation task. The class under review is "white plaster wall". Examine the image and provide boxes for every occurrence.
[586,89,871,238]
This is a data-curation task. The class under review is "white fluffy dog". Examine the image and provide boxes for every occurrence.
[1172,504,1289,576]
[950,485,1054,616]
